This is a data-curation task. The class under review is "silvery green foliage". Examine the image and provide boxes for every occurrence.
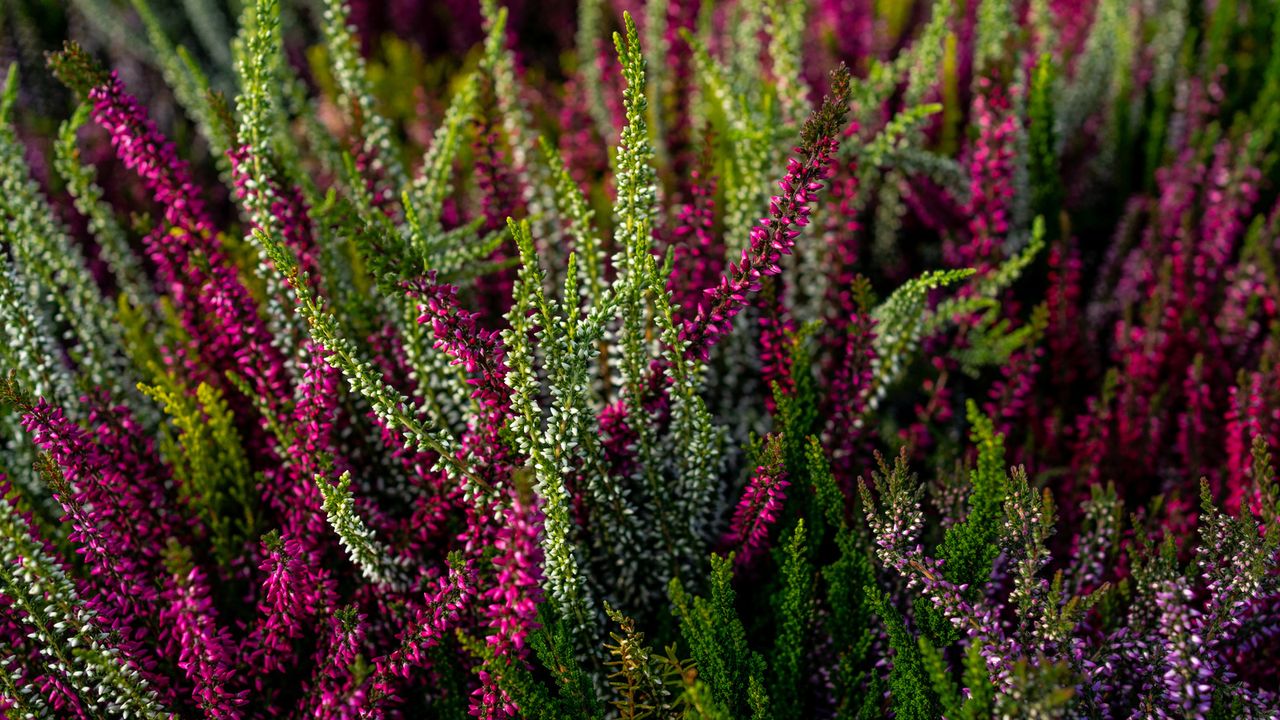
[973,0,1015,79]
[541,138,607,308]
[233,0,311,364]
[765,0,808,126]
[0,80,133,409]
[1055,0,1129,154]
[574,0,614,144]
[253,228,477,490]
[903,0,953,108]
[0,253,77,416]
[320,0,409,194]
[319,470,410,589]
[479,0,560,258]
[408,71,479,240]
[128,0,235,175]
[503,219,601,643]
[867,268,977,412]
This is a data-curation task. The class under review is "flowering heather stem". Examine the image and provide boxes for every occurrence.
[81,67,290,409]
[679,66,851,360]
[725,433,789,567]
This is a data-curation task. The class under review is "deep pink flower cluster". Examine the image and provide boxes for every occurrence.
[680,149,837,360]
[725,434,790,567]
[89,74,290,415]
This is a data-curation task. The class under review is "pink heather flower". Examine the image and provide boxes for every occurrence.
[89,73,290,412]
[471,497,544,720]
[950,78,1017,271]
[820,132,862,330]
[557,74,611,185]
[725,434,790,567]
[162,564,249,718]
[88,73,212,234]
[679,70,849,361]
[363,558,477,719]
[407,274,516,493]
[306,608,367,719]
[248,532,337,676]
[1045,243,1086,388]
[272,343,341,547]
[983,344,1043,444]
[664,0,699,179]
[1175,359,1215,486]
[1199,137,1261,280]
[669,170,722,315]
[757,283,797,406]
[599,400,640,480]
[472,125,520,324]
[20,398,174,682]
[825,296,876,479]
[482,496,543,656]
[227,144,321,283]
[1223,372,1273,514]
[680,148,837,360]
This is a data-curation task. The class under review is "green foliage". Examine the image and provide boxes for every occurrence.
[1028,54,1062,229]
[668,555,761,717]
[867,267,976,409]
[771,520,812,720]
[603,603,676,720]
[865,585,936,720]
[529,604,604,719]
[959,641,995,720]
[918,634,961,718]
[915,403,1009,645]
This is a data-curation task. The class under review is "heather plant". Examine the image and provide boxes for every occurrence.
[0,0,1278,718]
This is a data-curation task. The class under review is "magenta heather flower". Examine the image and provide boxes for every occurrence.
[162,563,249,718]
[669,170,722,315]
[362,557,477,719]
[471,497,543,720]
[305,607,368,718]
[481,497,543,656]
[951,79,1017,270]
[680,152,834,360]
[248,532,337,676]
[407,273,516,498]
[227,144,321,283]
[88,73,289,410]
[724,433,789,567]
[679,71,851,360]
[472,126,521,324]
[16,396,175,693]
